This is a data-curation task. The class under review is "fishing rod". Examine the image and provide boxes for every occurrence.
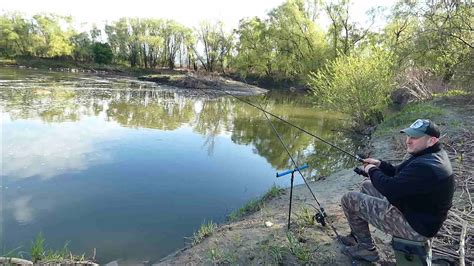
[206,88,364,163]
[198,87,345,241]
[257,100,341,238]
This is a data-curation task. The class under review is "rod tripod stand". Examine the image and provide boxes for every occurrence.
[276,164,309,230]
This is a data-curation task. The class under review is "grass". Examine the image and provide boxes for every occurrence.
[259,240,287,264]
[192,220,218,246]
[228,184,284,221]
[286,232,312,263]
[294,206,315,227]
[30,233,45,263]
[1,246,23,259]
[376,101,446,136]
[27,232,90,263]
[433,89,472,97]
[206,245,238,264]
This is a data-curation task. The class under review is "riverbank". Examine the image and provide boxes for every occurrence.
[158,94,473,265]
[0,58,268,96]
[138,73,267,96]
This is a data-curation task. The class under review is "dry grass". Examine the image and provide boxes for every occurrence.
[433,129,474,264]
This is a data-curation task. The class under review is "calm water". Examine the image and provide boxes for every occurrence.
[0,67,357,263]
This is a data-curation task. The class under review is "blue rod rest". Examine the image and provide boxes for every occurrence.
[276,164,309,177]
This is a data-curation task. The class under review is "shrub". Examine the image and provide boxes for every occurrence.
[309,47,395,126]
[92,42,113,64]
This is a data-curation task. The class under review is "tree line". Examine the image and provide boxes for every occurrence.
[1,0,472,124]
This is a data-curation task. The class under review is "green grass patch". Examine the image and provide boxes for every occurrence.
[286,233,312,263]
[192,220,218,246]
[205,245,238,264]
[27,232,89,263]
[294,206,315,227]
[433,89,472,97]
[376,102,446,136]
[228,184,284,221]
[259,241,287,264]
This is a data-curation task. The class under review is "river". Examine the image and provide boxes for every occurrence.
[0,67,357,264]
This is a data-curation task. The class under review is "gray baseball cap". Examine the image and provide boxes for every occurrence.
[400,119,440,138]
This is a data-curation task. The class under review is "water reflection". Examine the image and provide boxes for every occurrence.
[1,84,356,176]
[0,67,358,263]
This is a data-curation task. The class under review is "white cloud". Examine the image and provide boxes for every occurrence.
[10,195,34,224]
[2,114,123,180]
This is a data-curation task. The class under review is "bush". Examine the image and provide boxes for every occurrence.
[308,47,395,126]
[92,42,113,64]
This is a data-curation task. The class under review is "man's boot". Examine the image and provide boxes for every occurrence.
[341,236,379,262]
[339,232,358,246]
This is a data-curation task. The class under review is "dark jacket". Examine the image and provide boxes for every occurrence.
[368,142,455,237]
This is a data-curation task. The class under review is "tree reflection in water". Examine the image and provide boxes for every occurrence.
[0,73,357,177]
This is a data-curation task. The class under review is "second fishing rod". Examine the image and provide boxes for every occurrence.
[206,88,364,163]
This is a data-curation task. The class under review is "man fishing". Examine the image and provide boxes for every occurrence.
[340,119,455,262]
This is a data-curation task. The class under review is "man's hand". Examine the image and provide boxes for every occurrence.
[364,164,377,173]
[363,158,381,167]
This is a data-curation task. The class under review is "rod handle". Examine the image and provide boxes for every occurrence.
[276,164,309,177]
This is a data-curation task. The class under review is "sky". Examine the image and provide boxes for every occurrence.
[1,0,395,31]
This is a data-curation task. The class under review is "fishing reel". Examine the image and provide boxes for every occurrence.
[314,208,327,226]
[353,152,369,177]
[353,166,368,177]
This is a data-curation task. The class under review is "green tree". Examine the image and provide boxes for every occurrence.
[233,17,275,79]
[0,12,35,57]
[232,0,328,83]
[70,31,92,62]
[267,0,328,81]
[31,14,74,57]
[195,20,234,72]
[105,18,131,64]
[383,1,473,85]
[325,0,379,58]
[309,47,395,126]
[92,42,113,64]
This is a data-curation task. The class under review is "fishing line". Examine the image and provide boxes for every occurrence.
[197,88,344,239]
[209,88,363,162]
[255,95,341,238]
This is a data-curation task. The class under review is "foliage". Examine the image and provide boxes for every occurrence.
[375,102,446,136]
[205,245,238,264]
[287,232,312,263]
[195,20,234,72]
[309,46,395,126]
[92,42,113,64]
[232,0,328,83]
[294,206,315,226]
[70,32,93,61]
[325,0,379,58]
[434,89,472,98]
[1,0,472,124]
[382,1,473,86]
[259,239,287,264]
[0,12,75,58]
[105,18,195,68]
[30,232,45,263]
[26,232,90,263]
[192,220,218,245]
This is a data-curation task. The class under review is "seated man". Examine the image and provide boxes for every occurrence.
[341,119,455,262]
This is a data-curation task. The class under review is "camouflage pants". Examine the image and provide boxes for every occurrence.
[341,180,428,242]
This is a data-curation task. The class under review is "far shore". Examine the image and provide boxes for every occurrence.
[0,58,269,96]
